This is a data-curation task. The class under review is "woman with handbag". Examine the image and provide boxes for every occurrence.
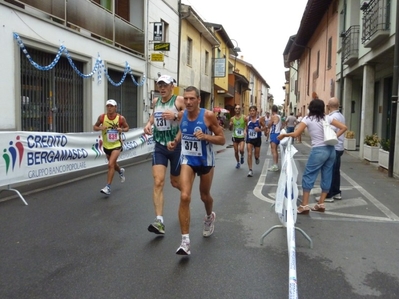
[277,98,347,214]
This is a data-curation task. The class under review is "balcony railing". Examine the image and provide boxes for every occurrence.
[342,25,360,65]
[4,0,145,56]
[361,0,390,48]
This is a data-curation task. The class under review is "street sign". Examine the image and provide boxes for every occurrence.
[154,43,170,51]
[151,53,164,62]
[153,22,163,41]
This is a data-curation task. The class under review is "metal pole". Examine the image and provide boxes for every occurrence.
[388,3,399,177]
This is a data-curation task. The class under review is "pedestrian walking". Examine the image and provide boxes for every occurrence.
[268,105,282,172]
[285,112,297,133]
[93,99,129,195]
[246,106,266,177]
[264,111,271,142]
[229,104,246,169]
[277,98,347,214]
[143,74,185,235]
[167,86,225,255]
[296,112,303,143]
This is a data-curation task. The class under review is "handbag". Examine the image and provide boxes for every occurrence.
[323,119,338,145]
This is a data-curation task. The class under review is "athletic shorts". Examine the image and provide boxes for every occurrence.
[232,137,245,143]
[152,142,181,176]
[187,165,213,176]
[246,137,262,147]
[103,146,122,156]
[270,133,281,145]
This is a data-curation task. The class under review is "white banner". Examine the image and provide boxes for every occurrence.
[0,129,154,187]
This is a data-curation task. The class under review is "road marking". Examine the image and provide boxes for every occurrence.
[254,145,399,222]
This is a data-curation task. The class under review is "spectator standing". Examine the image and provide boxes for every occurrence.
[277,98,347,214]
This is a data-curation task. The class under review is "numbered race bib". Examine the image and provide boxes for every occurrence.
[182,135,203,156]
[248,129,257,139]
[107,129,119,143]
[154,111,171,131]
[235,128,244,138]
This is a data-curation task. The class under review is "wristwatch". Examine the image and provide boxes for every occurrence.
[173,112,178,121]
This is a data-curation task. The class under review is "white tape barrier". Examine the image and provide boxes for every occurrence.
[275,130,299,299]
[0,129,154,187]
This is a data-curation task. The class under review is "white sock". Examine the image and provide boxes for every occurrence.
[182,234,189,241]
[156,216,164,223]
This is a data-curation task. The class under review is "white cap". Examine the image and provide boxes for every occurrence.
[156,75,175,85]
[106,99,117,106]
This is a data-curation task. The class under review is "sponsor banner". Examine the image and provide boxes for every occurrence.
[0,129,154,186]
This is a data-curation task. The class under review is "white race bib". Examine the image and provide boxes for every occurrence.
[235,128,244,137]
[248,129,257,139]
[154,111,171,131]
[182,135,203,156]
[106,129,119,143]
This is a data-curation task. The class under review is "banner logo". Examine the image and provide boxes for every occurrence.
[91,136,104,158]
[2,136,24,174]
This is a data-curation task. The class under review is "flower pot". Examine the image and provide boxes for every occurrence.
[378,149,389,169]
[344,138,356,150]
[363,145,379,162]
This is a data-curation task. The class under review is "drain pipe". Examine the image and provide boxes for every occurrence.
[388,3,399,177]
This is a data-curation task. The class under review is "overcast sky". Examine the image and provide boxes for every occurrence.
[182,0,309,105]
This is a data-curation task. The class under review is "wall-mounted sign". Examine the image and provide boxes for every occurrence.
[213,58,226,77]
[151,53,164,62]
[154,43,170,51]
[153,22,163,41]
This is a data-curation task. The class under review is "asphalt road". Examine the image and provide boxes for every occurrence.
[1,131,399,299]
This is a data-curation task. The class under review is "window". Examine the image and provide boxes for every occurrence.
[316,50,320,77]
[327,37,332,69]
[187,37,192,66]
[205,50,209,75]
[20,47,84,133]
[161,19,169,42]
[107,69,138,128]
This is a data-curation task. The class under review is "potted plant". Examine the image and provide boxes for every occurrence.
[378,138,390,169]
[363,133,379,162]
[344,131,356,150]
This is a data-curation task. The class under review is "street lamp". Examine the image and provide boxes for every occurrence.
[231,39,241,107]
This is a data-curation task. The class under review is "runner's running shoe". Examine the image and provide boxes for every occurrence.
[203,212,216,237]
[148,219,165,235]
[176,238,191,255]
[119,168,125,183]
[100,186,111,195]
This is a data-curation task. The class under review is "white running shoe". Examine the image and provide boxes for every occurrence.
[176,238,191,255]
[119,168,125,183]
[268,165,279,172]
[247,170,253,177]
[255,158,260,165]
[203,212,216,237]
[100,186,111,195]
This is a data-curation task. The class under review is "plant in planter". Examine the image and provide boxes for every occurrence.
[345,131,355,139]
[344,131,356,150]
[380,138,390,151]
[364,133,380,146]
[378,138,390,169]
[363,133,379,162]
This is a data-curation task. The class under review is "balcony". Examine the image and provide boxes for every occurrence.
[361,0,390,48]
[4,0,145,56]
[342,25,360,65]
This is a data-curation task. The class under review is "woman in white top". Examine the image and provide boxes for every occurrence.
[277,98,347,214]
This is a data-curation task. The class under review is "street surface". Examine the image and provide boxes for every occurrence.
[1,130,399,299]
